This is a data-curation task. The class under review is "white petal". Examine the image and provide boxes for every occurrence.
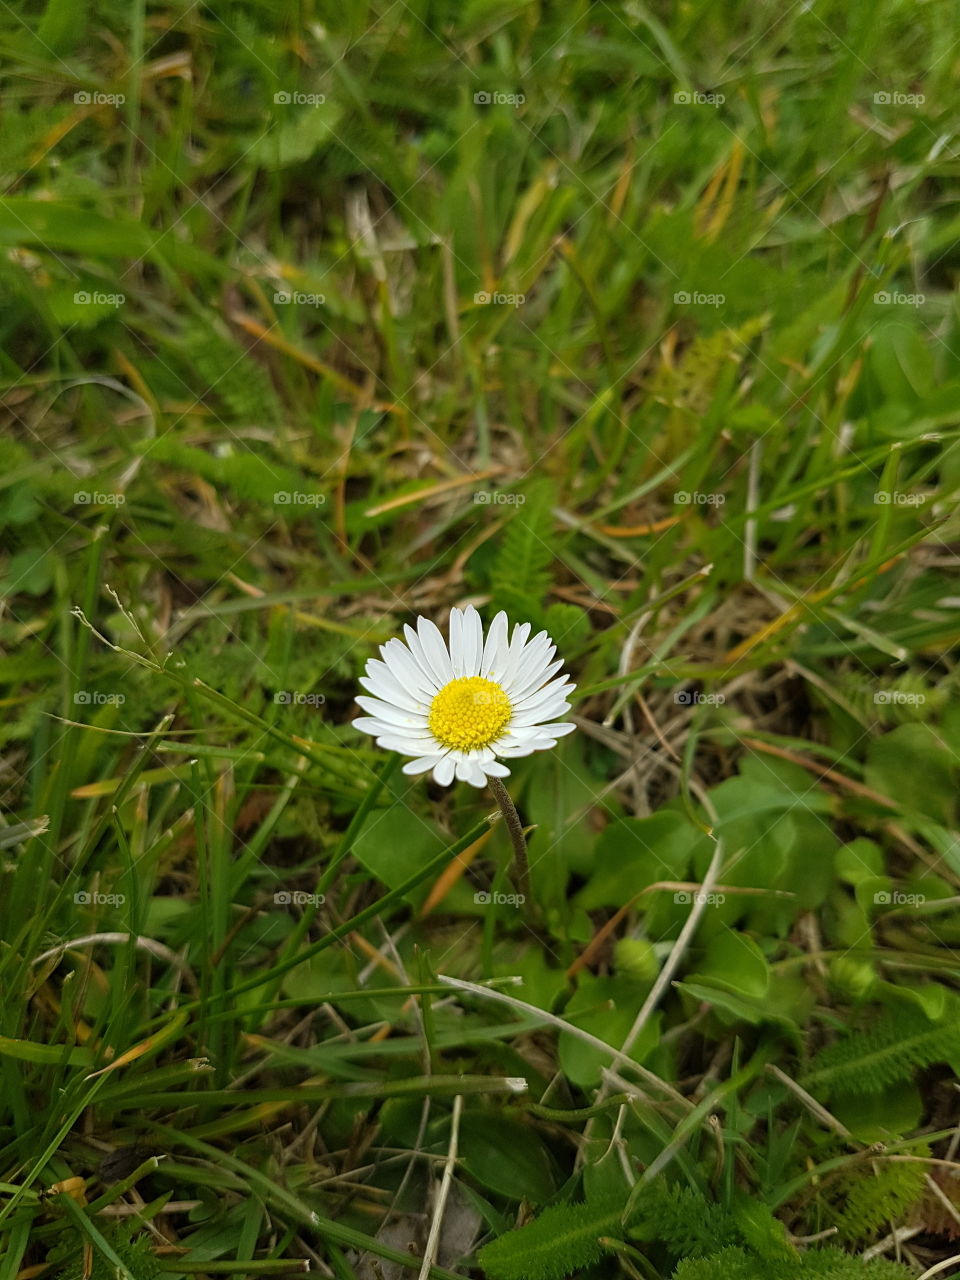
[510,699,570,728]
[513,678,575,713]
[541,721,576,737]
[376,734,439,755]
[507,656,563,701]
[505,622,531,671]
[359,672,425,715]
[455,757,486,785]
[512,700,571,727]
[465,760,487,787]
[352,716,384,735]
[516,629,550,666]
[501,724,553,740]
[417,617,454,684]
[355,720,436,743]
[480,759,511,778]
[433,756,456,786]
[355,718,434,739]
[382,639,439,697]
[480,612,509,678]
[403,624,446,691]
[364,658,431,707]
[460,605,483,676]
[448,609,464,676]
[514,636,558,673]
[499,624,536,685]
[402,755,442,775]
[355,696,428,729]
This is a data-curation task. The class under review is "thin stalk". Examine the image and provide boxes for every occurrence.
[488,776,531,906]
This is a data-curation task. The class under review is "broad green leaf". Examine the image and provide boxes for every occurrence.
[458,1111,556,1201]
[835,839,885,885]
[352,801,449,904]
[249,104,345,167]
[866,724,956,825]
[558,974,661,1087]
[831,1080,924,1142]
[675,978,805,1032]
[687,929,770,999]
[578,811,707,910]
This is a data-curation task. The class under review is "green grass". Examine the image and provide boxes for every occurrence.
[2,1,960,1277]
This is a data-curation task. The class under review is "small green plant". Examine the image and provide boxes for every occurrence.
[815,1146,930,1246]
[672,1246,913,1280]
[476,1180,917,1280]
[486,479,557,630]
[476,1196,628,1280]
[47,1224,160,1280]
[802,998,960,1098]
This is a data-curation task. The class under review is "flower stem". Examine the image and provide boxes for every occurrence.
[488,776,532,907]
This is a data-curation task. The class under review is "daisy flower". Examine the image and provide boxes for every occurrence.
[354,605,576,787]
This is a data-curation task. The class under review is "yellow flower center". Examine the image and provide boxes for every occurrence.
[428,676,512,750]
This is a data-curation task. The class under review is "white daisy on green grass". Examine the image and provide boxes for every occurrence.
[354,605,576,788]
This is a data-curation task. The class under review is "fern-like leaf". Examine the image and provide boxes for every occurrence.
[543,601,590,651]
[476,1196,626,1280]
[650,314,767,414]
[834,670,944,725]
[478,1178,917,1280]
[798,1247,914,1279]
[488,480,556,630]
[731,1192,797,1262]
[824,1146,929,1245]
[672,1245,913,1280]
[48,1226,160,1280]
[671,1247,763,1280]
[477,1182,737,1280]
[802,998,960,1098]
[186,324,281,423]
[628,1181,739,1258]
[146,436,309,506]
